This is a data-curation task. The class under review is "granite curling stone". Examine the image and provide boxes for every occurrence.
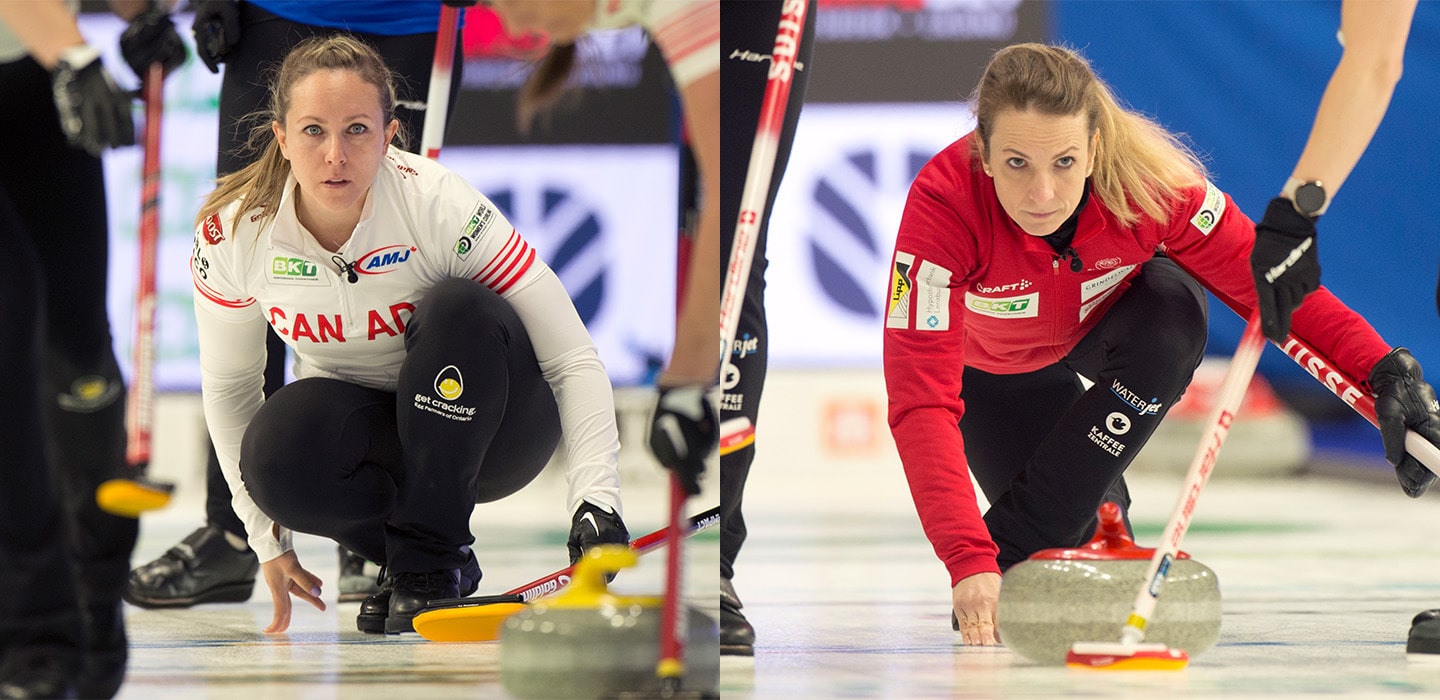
[499,545,720,699]
[997,502,1221,665]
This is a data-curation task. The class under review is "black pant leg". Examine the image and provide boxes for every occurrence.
[981,257,1208,569]
[240,280,559,573]
[717,0,815,581]
[0,58,93,652]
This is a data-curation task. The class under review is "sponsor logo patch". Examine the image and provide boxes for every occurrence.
[915,260,952,331]
[886,252,915,329]
[1105,412,1133,435]
[1079,264,1136,322]
[270,256,329,286]
[1088,425,1127,456]
[355,245,415,275]
[1189,180,1226,236]
[965,291,1039,319]
[202,213,225,245]
[1111,379,1162,415]
[454,202,497,260]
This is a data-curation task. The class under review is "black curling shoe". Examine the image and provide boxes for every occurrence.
[721,577,755,656]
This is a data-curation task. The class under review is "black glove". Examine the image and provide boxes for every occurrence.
[1251,196,1321,344]
[191,0,241,73]
[1370,347,1440,498]
[648,385,717,496]
[442,0,479,6]
[51,45,135,156]
[567,501,630,574]
[119,4,188,80]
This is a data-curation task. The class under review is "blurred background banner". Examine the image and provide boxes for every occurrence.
[87,0,1440,438]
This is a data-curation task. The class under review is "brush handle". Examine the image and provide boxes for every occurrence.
[1121,313,1265,644]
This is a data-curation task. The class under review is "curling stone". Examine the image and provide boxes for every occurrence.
[997,502,1221,665]
[499,545,719,699]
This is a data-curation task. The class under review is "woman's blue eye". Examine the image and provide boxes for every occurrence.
[1057,156,1075,167]
[1006,157,1025,168]
[303,125,321,136]
[348,124,368,135]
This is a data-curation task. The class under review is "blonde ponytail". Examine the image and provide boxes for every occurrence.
[970,43,1207,227]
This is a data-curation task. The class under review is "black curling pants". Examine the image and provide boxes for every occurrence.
[0,57,138,648]
[202,1,463,541]
[960,257,1209,570]
[718,0,816,582]
[239,279,561,574]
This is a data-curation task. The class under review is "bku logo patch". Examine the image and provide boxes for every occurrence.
[269,256,327,286]
[964,291,1039,318]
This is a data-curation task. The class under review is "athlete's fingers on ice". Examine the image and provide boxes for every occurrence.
[264,593,292,634]
[289,579,326,612]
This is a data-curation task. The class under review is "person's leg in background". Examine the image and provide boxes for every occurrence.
[0,56,136,699]
[717,0,815,657]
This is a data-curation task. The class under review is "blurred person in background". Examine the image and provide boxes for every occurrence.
[0,0,184,696]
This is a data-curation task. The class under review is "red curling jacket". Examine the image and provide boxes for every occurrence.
[884,133,1391,586]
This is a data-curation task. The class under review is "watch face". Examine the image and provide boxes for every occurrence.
[1295,181,1327,216]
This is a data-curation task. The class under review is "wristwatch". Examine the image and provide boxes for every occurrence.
[1282,177,1328,217]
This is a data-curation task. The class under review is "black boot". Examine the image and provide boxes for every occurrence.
[123,525,258,608]
[75,602,126,699]
[356,577,394,635]
[359,549,480,634]
[0,645,79,699]
[385,571,462,635]
[720,578,754,656]
[1408,609,1440,657]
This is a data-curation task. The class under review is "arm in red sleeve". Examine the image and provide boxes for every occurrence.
[1160,181,1391,381]
[884,156,1001,586]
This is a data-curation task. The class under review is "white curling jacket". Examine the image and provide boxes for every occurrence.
[191,147,622,562]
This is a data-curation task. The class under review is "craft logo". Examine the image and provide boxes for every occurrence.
[355,245,416,275]
[488,186,605,326]
[976,280,1030,294]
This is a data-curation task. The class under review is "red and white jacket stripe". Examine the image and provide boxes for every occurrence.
[884,133,1391,586]
[192,146,621,561]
